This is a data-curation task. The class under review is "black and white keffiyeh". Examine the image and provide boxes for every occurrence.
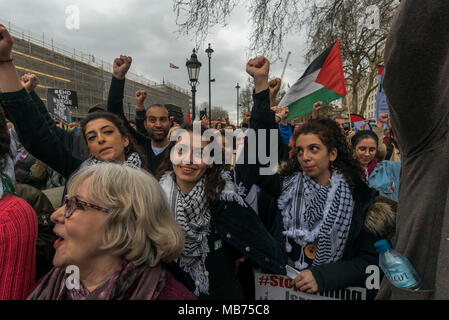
[278,170,353,270]
[80,152,142,169]
[159,170,247,296]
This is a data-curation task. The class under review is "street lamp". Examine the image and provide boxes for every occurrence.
[186,48,202,120]
[205,43,214,123]
[235,83,240,127]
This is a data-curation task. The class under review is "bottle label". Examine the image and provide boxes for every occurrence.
[385,266,418,288]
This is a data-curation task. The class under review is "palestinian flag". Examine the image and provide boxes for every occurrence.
[279,40,347,121]
[350,114,371,131]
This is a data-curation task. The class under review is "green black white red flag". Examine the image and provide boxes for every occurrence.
[279,40,347,121]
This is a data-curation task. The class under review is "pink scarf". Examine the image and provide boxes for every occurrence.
[27,261,166,300]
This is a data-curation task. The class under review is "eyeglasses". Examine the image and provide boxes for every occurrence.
[63,195,110,218]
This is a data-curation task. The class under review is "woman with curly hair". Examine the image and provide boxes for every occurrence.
[154,122,285,300]
[245,56,393,296]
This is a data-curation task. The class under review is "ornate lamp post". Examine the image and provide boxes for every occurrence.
[186,49,202,120]
[236,83,240,127]
[205,43,214,123]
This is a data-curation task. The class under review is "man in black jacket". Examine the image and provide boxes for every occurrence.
[107,55,170,174]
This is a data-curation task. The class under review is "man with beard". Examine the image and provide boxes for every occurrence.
[107,55,171,174]
[140,103,171,171]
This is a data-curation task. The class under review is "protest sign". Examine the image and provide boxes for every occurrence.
[375,66,389,129]
[255,272,367,301]
[47,89,78,124]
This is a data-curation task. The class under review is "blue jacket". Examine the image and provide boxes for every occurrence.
[369,161,401,201]
[279,123,293,145]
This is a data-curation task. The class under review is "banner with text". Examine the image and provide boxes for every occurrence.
[47,89,78,124]
[375,66,389,128]
[255,272,367,301]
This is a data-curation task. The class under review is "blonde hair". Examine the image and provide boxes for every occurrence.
[67,163,184,267]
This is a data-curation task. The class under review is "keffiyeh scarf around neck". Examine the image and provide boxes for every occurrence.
[80,152,142,169]
[277,170,354,270]
[159,171,247,296]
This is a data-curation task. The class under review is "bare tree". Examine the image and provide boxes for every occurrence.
[172,0,399,115]
[199,101,209,116]
[304,0,397,115]
[238,78,253,121]
[173,0,303,58]
[211,106,229,122]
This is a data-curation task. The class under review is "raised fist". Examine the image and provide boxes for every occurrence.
[347,130,356,139]
[378,113,389,123]
[135,89,147,109]
[313,101,323,112]
[246,56,269,79]
[280,107,290,120]
[113,55,132,80]
[0,24,14,61]
[271,106,281,113]
[269,78,281,94]
[21,73,39,93]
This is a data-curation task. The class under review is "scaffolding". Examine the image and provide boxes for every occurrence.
[2,19,191,120]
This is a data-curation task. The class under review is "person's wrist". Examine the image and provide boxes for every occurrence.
[136,103,145,111]
[0,58,14,68]
[113,73,125,80]
[254,76,269,93]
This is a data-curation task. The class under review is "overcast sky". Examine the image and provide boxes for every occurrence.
[0,0,308,124]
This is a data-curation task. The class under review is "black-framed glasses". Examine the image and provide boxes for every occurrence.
[63,195,110,218]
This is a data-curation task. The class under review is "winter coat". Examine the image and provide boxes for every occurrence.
[369,161,401,201]
[241,88,395,294]
[14,183,56,280]
[376,0,449,300]
[107,77,167,175]
[0,89,84,180]
[164,185,286,300]
[29,91,89,161]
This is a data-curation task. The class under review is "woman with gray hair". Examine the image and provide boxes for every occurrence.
[27,163,194,300]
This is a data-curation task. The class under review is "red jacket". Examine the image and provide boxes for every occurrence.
[0,193,37,300]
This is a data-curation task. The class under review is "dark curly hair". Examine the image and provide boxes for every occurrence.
[155,123,226,211]
[0,108,12,174]
[280,118,362,193]
[80,111,147,168]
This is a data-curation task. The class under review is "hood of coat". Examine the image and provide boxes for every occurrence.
[351,175,396,241]
[364,196,396,240]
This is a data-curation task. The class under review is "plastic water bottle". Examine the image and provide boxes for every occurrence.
[374,240,422,290]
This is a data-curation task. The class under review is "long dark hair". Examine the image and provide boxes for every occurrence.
[280,118,362,192]
[155,123,226,211]
[80,111,147,168]
[0,108,11,174]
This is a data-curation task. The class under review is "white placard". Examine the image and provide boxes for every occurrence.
[255,272,367,301]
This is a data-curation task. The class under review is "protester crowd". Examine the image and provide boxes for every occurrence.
[0,0,448,300]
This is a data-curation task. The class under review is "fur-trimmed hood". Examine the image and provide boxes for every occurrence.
[364,196,396,240]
